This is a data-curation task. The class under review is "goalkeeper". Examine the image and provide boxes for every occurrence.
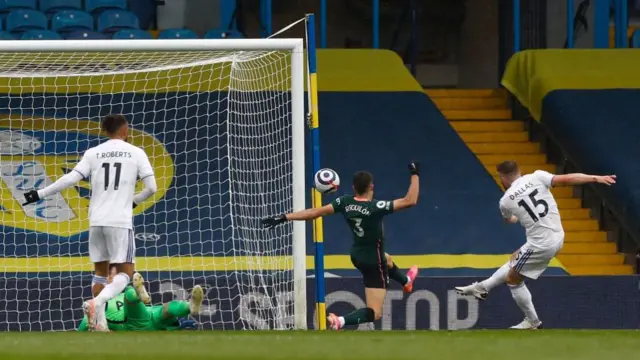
[78,269,203,332]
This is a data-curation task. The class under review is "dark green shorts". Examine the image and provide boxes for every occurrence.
[351,255,389,289]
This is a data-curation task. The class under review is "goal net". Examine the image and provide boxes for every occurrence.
[0,39,307,331]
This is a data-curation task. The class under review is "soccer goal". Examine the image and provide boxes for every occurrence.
[0,39,307,331]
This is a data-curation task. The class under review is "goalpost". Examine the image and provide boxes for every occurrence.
[0,39,307,331]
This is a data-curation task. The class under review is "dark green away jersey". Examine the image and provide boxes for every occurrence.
[331,195,394,264]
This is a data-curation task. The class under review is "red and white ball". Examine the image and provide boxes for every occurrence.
[314,168,340,194]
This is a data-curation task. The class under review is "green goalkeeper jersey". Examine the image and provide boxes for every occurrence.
[331,195,394,264]
[77,291,180,332]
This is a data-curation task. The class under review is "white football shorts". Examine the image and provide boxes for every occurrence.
[509,237,564,279]
[88,226,136,264]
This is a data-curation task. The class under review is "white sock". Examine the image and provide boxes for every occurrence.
[509,282,539,322]
[480,263,510,291]
[95,273,130,307]
[91,275,107,290]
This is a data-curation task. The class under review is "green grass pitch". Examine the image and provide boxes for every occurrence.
[0,330,637,360]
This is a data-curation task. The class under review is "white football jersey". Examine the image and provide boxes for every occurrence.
[499,170,564,248]
[73,139,154,229]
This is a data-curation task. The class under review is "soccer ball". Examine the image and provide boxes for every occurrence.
[314,168,340,194]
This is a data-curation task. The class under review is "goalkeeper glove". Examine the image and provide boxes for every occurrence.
[409,161,420,176]
[22,190,41,206]
[261,215,287,229]
[177,317,198,330]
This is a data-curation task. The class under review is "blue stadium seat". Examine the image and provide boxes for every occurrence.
[0,0,37,14]
[63,30,108,39]
[158,28,198,39]
[204,29,243,39]
[39,0,82,15]
[85,0,126,14]
[0,30,14,39]
[97,9,139,33]
[51,10,93,33]
[21,29,61,39]
[5,9,47,34]
[112,29,152,39]
[632,29,640,48]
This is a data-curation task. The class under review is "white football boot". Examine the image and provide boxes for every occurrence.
[132,272,151,305]
[454,282,489,301]
[190,285,204,315]
[510,318,542,330]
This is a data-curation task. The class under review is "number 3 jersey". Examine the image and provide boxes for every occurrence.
[499,170,564,248]
[331,196,394,264]
[73,139,154,229]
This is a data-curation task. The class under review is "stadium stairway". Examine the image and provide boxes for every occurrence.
[426,89,633,275]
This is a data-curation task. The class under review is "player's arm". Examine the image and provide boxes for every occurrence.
[504,215,518,224]
[499,200,518,224]
[22,151,91,205]
[262,204,335,229]
[392,161,420,211]
[133,149,157,208]
[551,173,616,187]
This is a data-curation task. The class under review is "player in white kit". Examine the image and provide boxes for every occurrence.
[454,160,615,329]
[22,114,157,331]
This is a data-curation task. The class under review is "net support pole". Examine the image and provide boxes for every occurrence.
[306,13,326,331]
[291,37,308,330]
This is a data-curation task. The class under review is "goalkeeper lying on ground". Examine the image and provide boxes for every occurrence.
[78,267,203,332]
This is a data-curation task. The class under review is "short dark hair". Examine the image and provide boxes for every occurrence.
[101,114,128,135]
[352,171,373,195]
[496,160,519,175]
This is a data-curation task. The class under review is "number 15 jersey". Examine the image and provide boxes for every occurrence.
[73,139,154,229]
[499,170,564,248]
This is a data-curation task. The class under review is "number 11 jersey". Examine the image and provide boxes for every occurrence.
[499,170,564,248]
[73,139,154,229]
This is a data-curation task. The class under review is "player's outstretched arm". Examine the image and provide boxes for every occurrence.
[552,173,616,187]
[262,204,335,229]
[23,150,92,205]
[22,168,84,205]
[392,161,420,211]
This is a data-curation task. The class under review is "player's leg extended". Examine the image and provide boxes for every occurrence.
[162,284,204,319]
[93,228,136,330]
[506,247,543,329]
[454,251,517,300]
[385,253,418,293]
[327,260,387,330]
[153,285,204,330]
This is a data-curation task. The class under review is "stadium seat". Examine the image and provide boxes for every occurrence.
[112,29,152,39]
[0,30,14,39]
[632,29,640,48]
[39,0,82,15]
[63,30,108,39]
[51,10,93,33]
[158,28,198,39]
[21,29,61,39]
[204,29,243,39]
[85,0,126,14]
[97,9,139,33]
[0,0,37,15]
[5,9,47,34]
